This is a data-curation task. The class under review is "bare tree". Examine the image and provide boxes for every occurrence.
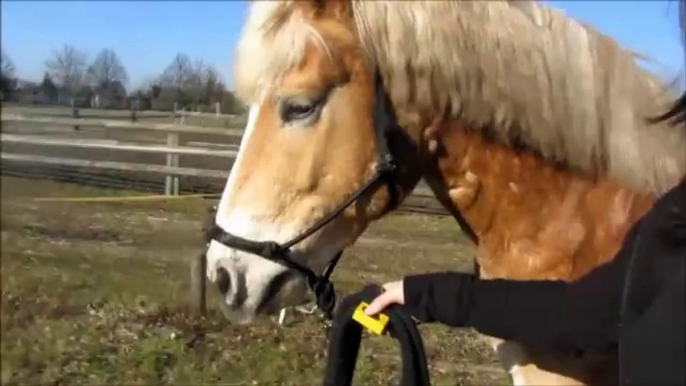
[159,53,207,108]
[185,60,210,104]
[87,49,128,89]
[40,72,59,103]
[199,66,225,104]
[1,50,18,100]
[1,50,16,78]
[155,53,231,111]
[160,53,194,89]
[45,45,87,95]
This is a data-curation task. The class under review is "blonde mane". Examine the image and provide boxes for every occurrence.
[234,0,686,195]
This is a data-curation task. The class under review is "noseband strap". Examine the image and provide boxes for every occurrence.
[205,68,401,320]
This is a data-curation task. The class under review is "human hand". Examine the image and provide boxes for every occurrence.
[364,280,404,316]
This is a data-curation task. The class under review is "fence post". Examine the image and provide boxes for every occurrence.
[215,101,220,117]
[165,132,180,195]
[71,99,80,131]
[173,149,179,195]
[190,252,207,316]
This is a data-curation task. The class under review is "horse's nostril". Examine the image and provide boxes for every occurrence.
[216,267,231,295]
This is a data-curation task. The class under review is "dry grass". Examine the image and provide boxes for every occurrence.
[0,176,509,385]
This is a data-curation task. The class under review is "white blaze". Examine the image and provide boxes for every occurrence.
[205,102,292,310]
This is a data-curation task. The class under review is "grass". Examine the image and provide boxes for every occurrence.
[0,176,509,385]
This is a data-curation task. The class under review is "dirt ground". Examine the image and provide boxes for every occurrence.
[0,176,510,385]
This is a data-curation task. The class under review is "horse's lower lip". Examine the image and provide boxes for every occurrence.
[216,300,255,325]
[255,269,310,314]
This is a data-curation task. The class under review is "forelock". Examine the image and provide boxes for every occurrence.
[233,1,332,103]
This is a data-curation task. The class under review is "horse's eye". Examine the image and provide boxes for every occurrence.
[279,97,319,124]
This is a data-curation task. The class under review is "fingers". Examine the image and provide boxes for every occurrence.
[364,290,395,316]
[382,281,397,291]
[364,281,402,316]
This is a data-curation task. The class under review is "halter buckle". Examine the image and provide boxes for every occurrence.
[376,156,396,176]
[312,279,337,320]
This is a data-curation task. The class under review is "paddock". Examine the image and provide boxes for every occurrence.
[0,175,513,384]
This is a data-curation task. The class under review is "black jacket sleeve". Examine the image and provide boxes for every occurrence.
[402,220,642,352]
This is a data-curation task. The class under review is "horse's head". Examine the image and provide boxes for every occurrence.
[205,0,421,324]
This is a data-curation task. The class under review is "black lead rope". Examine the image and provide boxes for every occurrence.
[323,285,431,386]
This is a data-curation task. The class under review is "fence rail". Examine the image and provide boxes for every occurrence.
[2,113,244,137]
[1,153,229,179]
[1,133,238,158]
[1,113,448,215]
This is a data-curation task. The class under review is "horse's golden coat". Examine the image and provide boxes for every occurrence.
[424,122,654,281]
[218,0,686,384]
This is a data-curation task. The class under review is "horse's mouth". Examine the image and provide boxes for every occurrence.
[255,269,313,315]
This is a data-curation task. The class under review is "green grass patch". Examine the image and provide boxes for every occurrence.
[1,176,508,385]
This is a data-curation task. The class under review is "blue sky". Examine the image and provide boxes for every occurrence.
[1,1,684,91]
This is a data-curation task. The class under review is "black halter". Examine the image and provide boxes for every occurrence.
[204,68,401,320]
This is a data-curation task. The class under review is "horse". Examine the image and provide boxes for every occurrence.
[202,1,686,384]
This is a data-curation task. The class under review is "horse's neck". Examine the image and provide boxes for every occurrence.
[419,119,655,281]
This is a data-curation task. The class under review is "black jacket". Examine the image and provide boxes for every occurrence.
[403,181,686,386]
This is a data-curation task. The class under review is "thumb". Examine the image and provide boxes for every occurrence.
[364,290,395,316]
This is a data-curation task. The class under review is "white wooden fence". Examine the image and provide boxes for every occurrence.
[0,113,446,214]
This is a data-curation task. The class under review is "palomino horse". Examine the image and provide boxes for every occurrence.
[203,1,686,384]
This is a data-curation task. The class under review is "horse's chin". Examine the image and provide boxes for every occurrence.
[217,302,257,325]
[216,273,314,325]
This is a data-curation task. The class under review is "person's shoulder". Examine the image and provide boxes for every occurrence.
[643,179,686,242]
[655,179,686,205]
